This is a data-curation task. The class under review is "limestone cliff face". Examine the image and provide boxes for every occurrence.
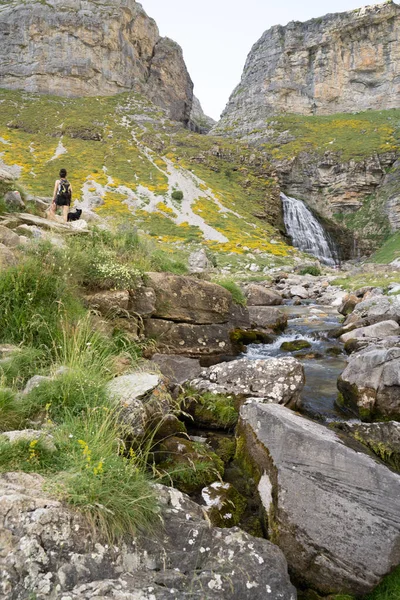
[214,1,400,135]
[0,0,193,123]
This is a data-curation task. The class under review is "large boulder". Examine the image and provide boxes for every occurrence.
[337,344,400,420]
[344,295,400,328]
[339,421,400,469]
[190,357,304,408]
[129,286,156,317]
[0,472,297,600]
[151,353,202,385]
[106,372,174,438]
[188,248,213,273]
[0,243,17,270]
[239,403,400,596]
[340,320,400,343]
[0,225,21,248]
[84,290,130,316]
[146,272,232,324]
[248,306,288,332]
[4,190,25,211]
[246,284,283,306]
[144,319,234,357]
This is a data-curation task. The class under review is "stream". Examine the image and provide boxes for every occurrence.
[246,302,356,423]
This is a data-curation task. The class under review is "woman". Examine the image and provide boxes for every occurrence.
[49,168,72,223]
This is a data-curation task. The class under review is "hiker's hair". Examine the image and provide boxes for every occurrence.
[59,168,67,178]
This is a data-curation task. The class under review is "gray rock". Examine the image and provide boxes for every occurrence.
[0,225,20,248]
[344,295,400,328]
[188,248,213,273]
[146,272,232,324]
[290,285,309,299]
[246,284,283,306]
[340,320,400,343]
[0,243,16,270]
[106,372,174,438]
[189,95,216,134]
[248,306,288,331]
[338,344,400,420]
[4,190,25,211]
[84,290,130,316]
[339,421,400,468]
[0,0,193,124]
[129,286,156,317]
[2,429,56,452]
[239,403,400,595]
[151,354,202,385]
[22,375,51,396]
[144,319,234,357]
[190,357,304,408]
[0,472,297,600]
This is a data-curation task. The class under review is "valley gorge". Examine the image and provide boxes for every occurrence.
[1,1,400,599]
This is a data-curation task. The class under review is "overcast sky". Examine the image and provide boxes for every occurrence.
[142,0,383,120]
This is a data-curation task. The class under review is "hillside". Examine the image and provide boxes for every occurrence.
[0,88,296,272]
[213,2,400,256]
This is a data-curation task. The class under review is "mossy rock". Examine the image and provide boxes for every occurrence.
[230,328,274,350]
[201,482,247,528]
[326,346,343,357]
[186,391,239,430]
[157,436,224,495]
[207,433,236,464]
[280,339,311,352]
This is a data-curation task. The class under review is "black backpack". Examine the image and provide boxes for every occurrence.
[57,179,71,202]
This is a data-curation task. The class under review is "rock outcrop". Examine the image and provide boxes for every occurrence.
[239,403,400,595]
[338,343,400,420]
[0,472,297,599]
[190,357,305,408]
[215,1,400,133]
[189,96,216,134]
[0,0,193,123]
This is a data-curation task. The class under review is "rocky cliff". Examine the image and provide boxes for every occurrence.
[214,1,400,136]
[0,0,193,124]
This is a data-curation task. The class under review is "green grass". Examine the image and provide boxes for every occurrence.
[213,277,246,306]
[261,110,400,162]
[370,231,400,264]
[332,271,400,292]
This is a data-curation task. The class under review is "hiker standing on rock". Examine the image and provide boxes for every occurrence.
[48,168,72,223]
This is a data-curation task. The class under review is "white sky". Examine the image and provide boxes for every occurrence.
[141,0,384,120]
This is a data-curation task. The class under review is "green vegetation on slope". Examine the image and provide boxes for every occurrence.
[0,88,294,264]
[370,231,400,264]
[0,228,198,540]
[262,110,400,162]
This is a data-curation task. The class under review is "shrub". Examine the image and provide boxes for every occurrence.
[171,190,184,201]
[213,278,246,306]
[299,265,321,276]
[0,258,83,348]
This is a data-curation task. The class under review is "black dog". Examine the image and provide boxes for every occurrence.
[67,208,82,222]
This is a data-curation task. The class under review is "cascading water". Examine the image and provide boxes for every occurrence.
[281,193,338,266]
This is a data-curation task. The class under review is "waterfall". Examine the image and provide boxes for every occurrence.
[281,193,338,266]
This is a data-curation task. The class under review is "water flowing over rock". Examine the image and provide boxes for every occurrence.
[0,472,297,600]
[239,403,400,595]
[282,193,338,265]
[0,0,193,123]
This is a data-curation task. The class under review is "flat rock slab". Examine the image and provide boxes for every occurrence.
[9,213,89,233]
[0,472,297,600]
[340,319,400,343]
[240,403,400,595]
[144,319,234,357]
[146,272,232,324]
[190,357,304,407]
[107,372,160,403]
